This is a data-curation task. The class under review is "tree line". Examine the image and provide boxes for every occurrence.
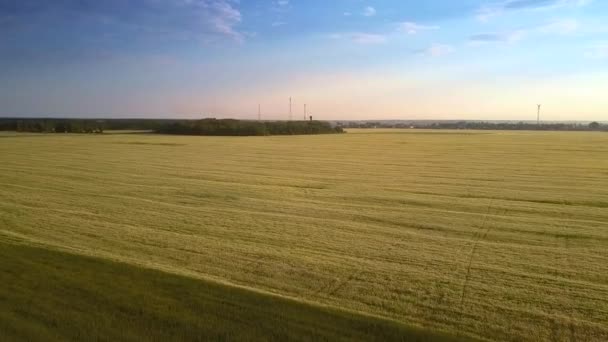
[157,119,344,136]
[4,118,604,134]
[0,118,344,136]
[336,121,607,131]
[0,119,106,133]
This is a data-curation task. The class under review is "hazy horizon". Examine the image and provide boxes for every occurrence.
[1,0,607,121]
[0,115,605,124]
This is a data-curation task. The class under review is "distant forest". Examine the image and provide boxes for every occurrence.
[337,121,607,131]
[0,118,344,136]
[157,119,344,136]
[0,118,107,133]
[1,118,605,134]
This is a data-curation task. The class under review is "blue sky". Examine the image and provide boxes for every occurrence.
[1,0,607,120]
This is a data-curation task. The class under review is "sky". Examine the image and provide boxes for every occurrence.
[0,0,607,121]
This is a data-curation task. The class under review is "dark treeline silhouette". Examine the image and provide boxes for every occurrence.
[0,118,108,133]
[337,121,607,131]
[157,119,344,136]
[0,118,187,133]
[0,118,343,136]
[3,118,604,134]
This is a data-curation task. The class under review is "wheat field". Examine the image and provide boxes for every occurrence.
[1,129,607,341]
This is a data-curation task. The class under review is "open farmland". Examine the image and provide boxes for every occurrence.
[1,129,608,341]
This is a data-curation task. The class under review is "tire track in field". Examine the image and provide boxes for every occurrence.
[313,269,364,298]
[566,237,577,342]
[562,224,577,342]
[548,225,577,342]
[459,198,496,308]
[328,270,364,296]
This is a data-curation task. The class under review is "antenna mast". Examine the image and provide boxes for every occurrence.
[537,104,541,126]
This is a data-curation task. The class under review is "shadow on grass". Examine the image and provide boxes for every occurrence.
[0,242,465,341]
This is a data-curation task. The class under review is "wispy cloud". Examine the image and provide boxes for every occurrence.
[1,0,245,42]
[585,43,608,59]
[415,44,454,57]
[272,0,290,11]
[399,22,440,35]
[428,44,454,56]
[330,33,387,45]
[470,18,580,45]
[505,0,591,10]
[476,0,592,22]
[352,33,386,44]
[538,19,579,34]
[469,30,525,44]
[362,6,377,17]
[205,1,243,40]
[331,19,442,46]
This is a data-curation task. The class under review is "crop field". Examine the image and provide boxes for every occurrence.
[1,129,607,341]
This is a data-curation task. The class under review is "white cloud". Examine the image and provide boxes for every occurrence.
[330,33,387,45]
[344,12,352,17]
[399,22,440,35]
[362,6,376,17]
[271,21,287,27]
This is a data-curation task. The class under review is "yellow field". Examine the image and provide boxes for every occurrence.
[1,129,607,341]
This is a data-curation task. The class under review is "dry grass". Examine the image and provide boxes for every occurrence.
[1,129,607,341]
